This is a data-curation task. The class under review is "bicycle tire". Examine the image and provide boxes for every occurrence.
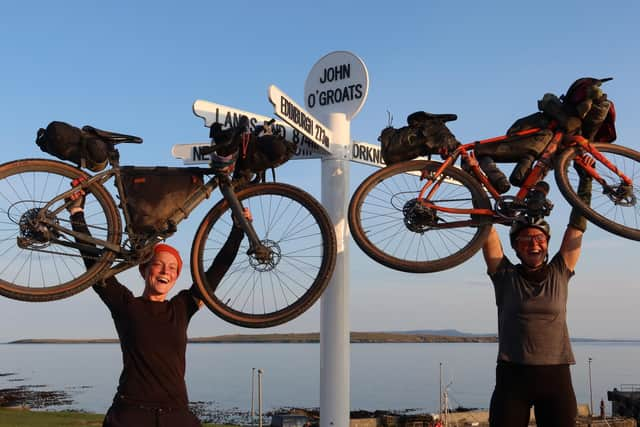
[0,159,121,301]
[555,143,640,241]
[348,160,492,273]
[191,182,336,328]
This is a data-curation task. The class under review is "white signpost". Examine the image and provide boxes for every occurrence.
[268,85,332,154]
[174,100,327,162]
[174,51,370,427]
[304,51,368,427]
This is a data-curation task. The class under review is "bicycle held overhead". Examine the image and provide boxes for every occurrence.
[0,115,336,328]
[349,77,639,273]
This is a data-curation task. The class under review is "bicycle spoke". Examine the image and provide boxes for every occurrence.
[194,183,333,324]
[557,144,640,239]
[350,160,491,273]
[0,161,119,298]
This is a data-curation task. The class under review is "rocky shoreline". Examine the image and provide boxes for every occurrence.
[0,373,73,409]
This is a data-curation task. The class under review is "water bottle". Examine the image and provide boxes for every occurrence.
[509,154,535,187]
[478,156,510,194]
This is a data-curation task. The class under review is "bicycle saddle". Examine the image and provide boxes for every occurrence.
[426,113,457,122]
[407,111,458,126]
[82,125,143,144]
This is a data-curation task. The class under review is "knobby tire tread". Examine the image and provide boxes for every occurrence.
[191,182,336,328]
[348,160,492,273]
[0,159,121,301]
[554,143,640,241]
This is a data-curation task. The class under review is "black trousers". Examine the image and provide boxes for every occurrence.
[103,400,201,427]
[489,362,577,427]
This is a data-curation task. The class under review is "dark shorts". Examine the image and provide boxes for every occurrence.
[103,398,201,427]
[489,361,577,427]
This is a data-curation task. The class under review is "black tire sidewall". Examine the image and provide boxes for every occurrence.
[348,160,491,273]
[0,158,121,301]
[190,182,336,328]
[554,143,640,241]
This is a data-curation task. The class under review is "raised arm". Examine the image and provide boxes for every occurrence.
[189,209,251,307]
[68,196,122,292]
[68,195,98,270]
[482,226,504,275]
[559,226,584,272]
[559,155,594,271]
[203,225,244,285]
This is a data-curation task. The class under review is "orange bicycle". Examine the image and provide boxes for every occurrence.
[348,123,639,273]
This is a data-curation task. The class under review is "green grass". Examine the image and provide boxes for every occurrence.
[0,408,238,426]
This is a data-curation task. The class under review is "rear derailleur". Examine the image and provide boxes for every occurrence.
[16,208,61,249]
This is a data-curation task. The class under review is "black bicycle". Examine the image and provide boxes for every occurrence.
[0,119,336,328]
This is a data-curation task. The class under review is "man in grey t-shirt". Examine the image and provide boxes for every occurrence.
[481,157,594,427]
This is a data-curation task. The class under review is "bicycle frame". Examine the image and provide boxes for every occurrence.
[416,128,634,222]
[36,147,267,277]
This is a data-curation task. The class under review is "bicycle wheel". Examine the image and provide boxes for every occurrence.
[555,143,640,241]
[0,159,121,301]
[191,182,336,328]
[348,160,492,273]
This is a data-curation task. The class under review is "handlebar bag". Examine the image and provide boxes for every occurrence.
[233,134,297,182]
[120,167,204,235]
[35,121,108,172]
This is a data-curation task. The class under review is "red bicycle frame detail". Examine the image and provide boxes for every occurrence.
[571,135,633,186]
[415,128,633,220]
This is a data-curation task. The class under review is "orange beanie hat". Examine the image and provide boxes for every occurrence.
[139,243,183,277]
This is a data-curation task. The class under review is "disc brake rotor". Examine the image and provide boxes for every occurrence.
[605,183,636,207]
[248,239,282,272]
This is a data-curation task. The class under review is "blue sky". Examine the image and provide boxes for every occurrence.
[1,0,639,341]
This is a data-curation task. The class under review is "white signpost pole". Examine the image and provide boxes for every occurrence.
[176,51,369,427]
[319,113,350,427]
[305,51,368,427]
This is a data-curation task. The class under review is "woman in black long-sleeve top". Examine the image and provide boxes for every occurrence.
[69,199,246,427]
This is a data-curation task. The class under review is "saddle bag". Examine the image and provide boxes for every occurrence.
[379,112,460,165]
[120,167,205,235]
[35,121,109,172]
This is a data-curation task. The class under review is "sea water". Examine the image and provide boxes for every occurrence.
[1,342,638,416]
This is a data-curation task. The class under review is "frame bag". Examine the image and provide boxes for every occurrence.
[120,167,205,235]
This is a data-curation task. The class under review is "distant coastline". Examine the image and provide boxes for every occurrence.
[7,330,640,345]
[9,332,496,344]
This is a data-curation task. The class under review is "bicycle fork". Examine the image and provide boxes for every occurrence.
[217,178,273,263]
[572,137,636,205]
